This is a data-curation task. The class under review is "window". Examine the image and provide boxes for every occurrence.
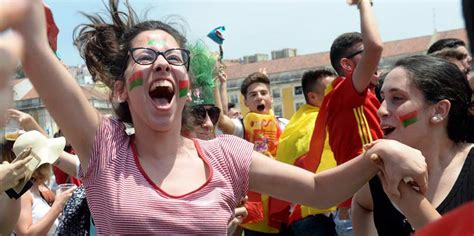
[230,94,239,104]
[273,104,283,117]
[294,85,303,96]
[272,88,281,99]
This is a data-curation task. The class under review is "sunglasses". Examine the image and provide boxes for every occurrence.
[345,49,364,59]
[192,106,221,125]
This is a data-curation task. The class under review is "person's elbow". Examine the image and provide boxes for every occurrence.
[366,40,383,56]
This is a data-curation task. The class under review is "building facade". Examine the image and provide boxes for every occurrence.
[12,75,112,137]
[226,29,469,119]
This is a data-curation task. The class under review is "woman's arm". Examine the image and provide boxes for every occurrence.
[378,172,441,230]
[217,65,229,115]
[249,139,428,209]
[249,150,379,209]
[0,192,21,235]
[54,152,80,178]
[10,0,100,171]
[15,188,76,235]
[352,184,377,236]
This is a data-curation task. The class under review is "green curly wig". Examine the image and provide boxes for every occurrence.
[189,41,217,106]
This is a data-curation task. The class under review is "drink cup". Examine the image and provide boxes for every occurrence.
[56,183,76,195]
[4,119,20,141]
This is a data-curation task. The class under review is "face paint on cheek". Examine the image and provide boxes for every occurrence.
[178,79,189,98]
[128,71,144,92]
[399,110,419,128]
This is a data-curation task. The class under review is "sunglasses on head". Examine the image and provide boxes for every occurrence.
[192,106,221,125]
[345,49,364,59]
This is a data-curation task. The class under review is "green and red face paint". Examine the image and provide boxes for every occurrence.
[399,110,418,128]
[128,71,144,92]
[179,79,189,98]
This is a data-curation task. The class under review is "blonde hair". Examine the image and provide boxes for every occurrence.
[31,164,52,184]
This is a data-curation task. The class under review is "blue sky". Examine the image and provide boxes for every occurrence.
[44,0,465,66]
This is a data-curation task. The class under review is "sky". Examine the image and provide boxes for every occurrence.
[44,0,466,66]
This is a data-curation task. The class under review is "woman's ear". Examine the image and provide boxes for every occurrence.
[431,99,451,123]
[113,80,128,103]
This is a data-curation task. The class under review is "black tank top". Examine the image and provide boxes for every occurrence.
[369,147,474,236]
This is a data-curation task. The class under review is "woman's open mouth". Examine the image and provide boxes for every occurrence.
[381,125,396,137]
[149,80,174,107]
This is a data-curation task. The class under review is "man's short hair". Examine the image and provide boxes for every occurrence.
[228,102,236,110]
[301,67,337,103]
[240,72,270,97]
[330,32,363,75]
[427,38,466,54]
[431,48,468,61]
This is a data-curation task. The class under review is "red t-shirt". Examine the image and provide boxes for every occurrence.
[309,74,383,208]
[326,75,383,164]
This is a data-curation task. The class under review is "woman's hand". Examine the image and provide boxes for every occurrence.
[51,187,76,212]
[377,171,441,229]
[7,109,42,133]
[8,0,49,49]
[365,139,428,198]
[227,196,248,235]
[0,149,33,192]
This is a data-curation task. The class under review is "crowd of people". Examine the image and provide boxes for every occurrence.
[0,0,473,235]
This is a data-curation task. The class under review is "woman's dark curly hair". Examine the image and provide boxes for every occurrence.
[74,0,190,126]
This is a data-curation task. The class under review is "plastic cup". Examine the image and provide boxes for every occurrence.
[4,119,20,141]
[56,183,76,195]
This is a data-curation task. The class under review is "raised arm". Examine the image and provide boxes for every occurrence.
[351,0,383,93]
[249,139,427,209]
[214,65,237,134]
[217,64,229,115]
[11,0,100,170]
[8,109,81,177]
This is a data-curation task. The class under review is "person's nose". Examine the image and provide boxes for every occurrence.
[201,113,214,129]
[153,54,171,73]
[377,100,389,119]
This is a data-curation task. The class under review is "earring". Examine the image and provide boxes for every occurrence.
[432,115,442,122]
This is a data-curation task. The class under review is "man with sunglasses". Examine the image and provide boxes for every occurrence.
[307,0,383,235]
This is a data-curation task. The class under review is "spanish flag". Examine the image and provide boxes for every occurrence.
[274,104,337,224]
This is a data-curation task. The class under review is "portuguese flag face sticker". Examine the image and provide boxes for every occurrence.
[179,79,189,98]
[129,71,144,92]
[399,110,418,128]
